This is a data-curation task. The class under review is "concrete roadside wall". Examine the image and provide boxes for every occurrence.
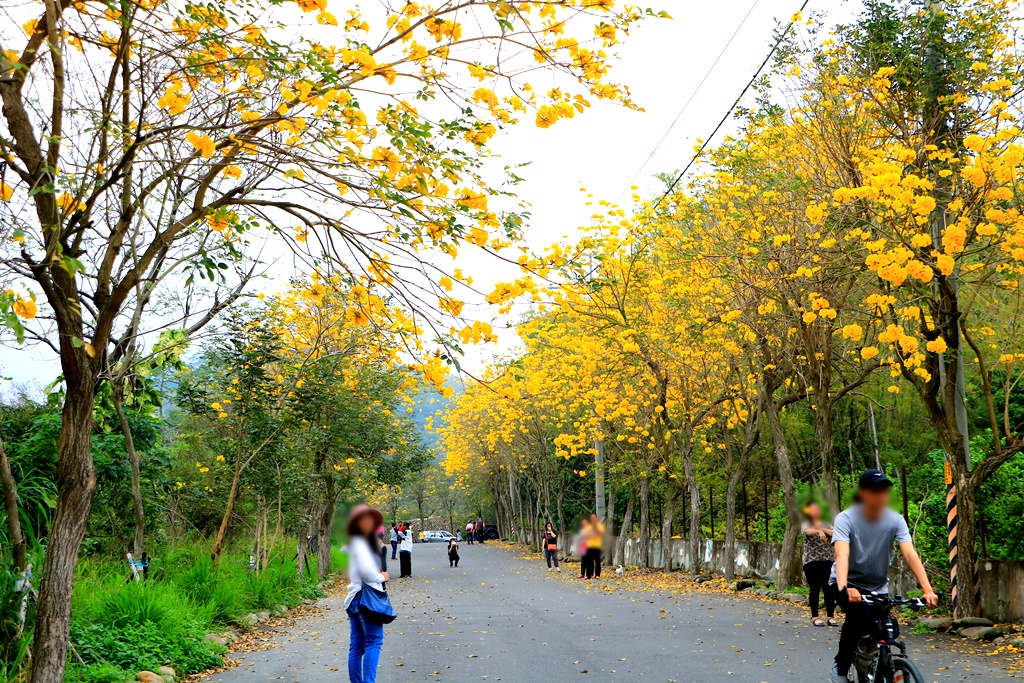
[521,530,1024,622]
[979,560,1024,623]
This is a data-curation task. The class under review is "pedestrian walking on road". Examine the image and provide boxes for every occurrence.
[542,522,560,572]
[344,505,389,683]
[389,523,399,560]
[577,518,592,579]
[584,514,605,579]
[466,521,475,545]
[801,501,837,627]
[377,523,389,573]
[398,523,413,578]
[448,538,460,567]
[476,517,486,544]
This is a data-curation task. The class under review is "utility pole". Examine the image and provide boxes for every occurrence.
[594,439,606,520]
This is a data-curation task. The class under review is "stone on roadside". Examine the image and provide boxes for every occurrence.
[918,617,953,632]
[959,626,989,639]
[137,671,163,683]
[273,604,289,616]
[255,610,271,623]
[953,616,994,629]
[781,593,806,604]
[974,627,1013,641]
[235,613,259,629]
[157,665,176,682]
[205,633,228,647]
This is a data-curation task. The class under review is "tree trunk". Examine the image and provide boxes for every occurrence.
[515,475,525,541]
[297,528,308,577]
[615,489,635,567]
[30,373,98,683]
[934,414,980,618]
[556,489,566,548]
[725,467,743,581]
[267,478,283,570]
[682,447,702,574]
[506,473,520,542]
[211,455,244,565]
[316,503,335,579]
[660,487,677,571]
[0,436,27,572]
[763,395,800,590]
[603,484,615,566]
[814,399,839,517]
[317,483,340,579]
[638,476,650,568]
[112,388,145,556]
[253,495,265,573]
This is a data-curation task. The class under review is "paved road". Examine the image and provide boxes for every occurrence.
[211,543,1018,682]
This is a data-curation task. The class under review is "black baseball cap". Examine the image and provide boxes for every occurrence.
[858,469,893,490]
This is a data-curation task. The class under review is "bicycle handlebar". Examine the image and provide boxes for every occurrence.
[858,591,944,610]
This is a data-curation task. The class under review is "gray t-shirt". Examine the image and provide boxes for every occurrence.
[829,505,911,593]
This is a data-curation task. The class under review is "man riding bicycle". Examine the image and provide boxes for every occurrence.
[829,470,938,682]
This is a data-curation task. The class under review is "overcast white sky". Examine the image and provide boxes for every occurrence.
[0,0,862,391]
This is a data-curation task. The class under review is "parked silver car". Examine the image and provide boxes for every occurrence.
[420,530,463,543]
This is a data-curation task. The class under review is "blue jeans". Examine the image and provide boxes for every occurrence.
[348,610,384,683]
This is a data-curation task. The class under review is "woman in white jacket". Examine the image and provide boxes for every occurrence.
[398,523,413,577]
[345,505,388,683]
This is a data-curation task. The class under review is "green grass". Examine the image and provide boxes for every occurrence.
[331,545,348,574]
[2,538,330,683]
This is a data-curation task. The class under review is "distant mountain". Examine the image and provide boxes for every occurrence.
[408,380,462,453]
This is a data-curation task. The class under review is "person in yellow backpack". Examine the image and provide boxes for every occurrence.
[584,513,605,579]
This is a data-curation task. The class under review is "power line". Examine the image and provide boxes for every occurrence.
[651,0,812,213]
[617,0,762,202]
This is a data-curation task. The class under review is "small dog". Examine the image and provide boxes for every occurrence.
[615,565,625,575]
[448,539,460,568]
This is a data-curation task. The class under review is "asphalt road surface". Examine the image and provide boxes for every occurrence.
[210,543,1019,682]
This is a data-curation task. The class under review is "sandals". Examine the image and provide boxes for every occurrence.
[827,618,839,627]
[812,618,826,627]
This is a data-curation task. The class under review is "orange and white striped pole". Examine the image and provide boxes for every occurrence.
[944,459,958,610]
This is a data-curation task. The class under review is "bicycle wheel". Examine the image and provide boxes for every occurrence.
[892,657,926,683]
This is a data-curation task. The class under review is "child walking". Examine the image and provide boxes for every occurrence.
[448,538,460,568]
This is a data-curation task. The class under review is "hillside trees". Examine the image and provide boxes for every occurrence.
[175,277,429,576]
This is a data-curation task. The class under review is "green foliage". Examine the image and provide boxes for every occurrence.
[70,621,222,676]
[65,662,133,683]
[0,567,32,667]
[0,540,326,683]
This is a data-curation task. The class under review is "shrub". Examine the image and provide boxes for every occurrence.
[65,662,133,683]
[71,621,222,675]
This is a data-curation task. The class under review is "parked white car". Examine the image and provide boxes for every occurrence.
[420,530,463,543]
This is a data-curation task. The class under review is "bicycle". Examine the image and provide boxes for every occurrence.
[846,593,935,683]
